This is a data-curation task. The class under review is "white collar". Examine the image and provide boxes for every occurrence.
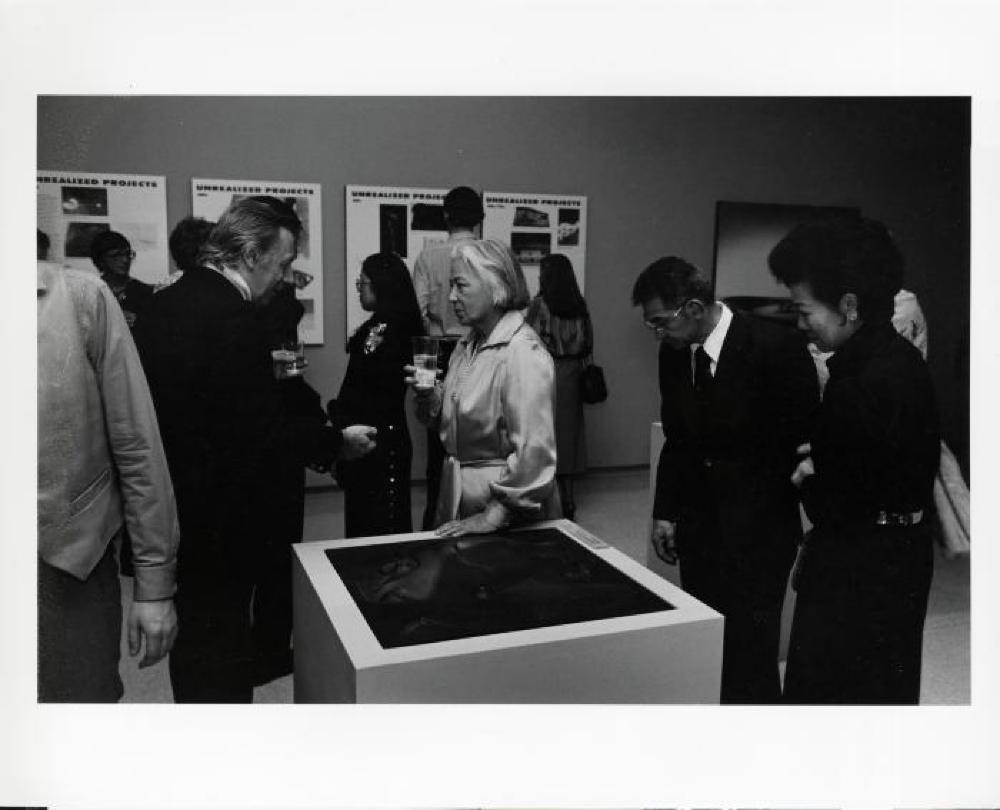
[211,263,252,302]
[694,301,733,364]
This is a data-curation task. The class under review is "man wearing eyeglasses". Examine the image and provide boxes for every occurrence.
[89,230,154,329]
[632,256,819,703]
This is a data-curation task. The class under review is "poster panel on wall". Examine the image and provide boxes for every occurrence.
[482,191,587,297]
[193,178,324,345]
[37,170,169,284]
[344,185,450,337]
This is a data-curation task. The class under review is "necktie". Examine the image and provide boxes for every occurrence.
[694,345,713,397]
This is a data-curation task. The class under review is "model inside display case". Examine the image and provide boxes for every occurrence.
[326,527,674,648]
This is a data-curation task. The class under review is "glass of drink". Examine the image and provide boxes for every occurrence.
[411,336,440,390]
[272,341,304,379]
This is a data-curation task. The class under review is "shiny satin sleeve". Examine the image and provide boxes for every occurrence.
[486,335,558,523]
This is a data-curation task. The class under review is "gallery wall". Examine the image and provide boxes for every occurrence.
[38,96,970,480]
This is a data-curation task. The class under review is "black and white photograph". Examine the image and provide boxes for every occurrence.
[4,4,999,810]
[558,206,581,245]
[379,202,408,257]
[510,230,552,264]
[513,204,551,227]
[30,96,974,706]
[62,220,109,257]
[60,185,107,216]
[411,201,446,231]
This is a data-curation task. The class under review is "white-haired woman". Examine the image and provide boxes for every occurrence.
[406,239,561,536]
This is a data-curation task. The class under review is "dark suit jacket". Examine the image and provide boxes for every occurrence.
[133,269,340,577]
[803,322,939,539]
[654,310,819,567]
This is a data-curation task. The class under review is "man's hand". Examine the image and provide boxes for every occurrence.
[650,518,678,565]
[127,598,178,669]
[791,442,815,489]
[340,425,378,460]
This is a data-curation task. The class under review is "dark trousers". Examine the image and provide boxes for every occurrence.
[421,338,458,530]
[38,542,123,702]
[250,535,295,679]
[169,567,255,703]
[677,499,795,704]
[783,524,934,704]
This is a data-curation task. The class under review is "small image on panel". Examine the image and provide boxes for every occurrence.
[61,186,108,216]
[411,203,446,231]
[513,205,550,227]
[380,204,408,257]
[511,231,551,266]
[64,221,110,258]
[557,207,580,245]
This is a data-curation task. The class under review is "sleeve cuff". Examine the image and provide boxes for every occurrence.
[132,561,177,602]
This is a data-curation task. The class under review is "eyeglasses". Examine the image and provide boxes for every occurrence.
[355,278,373,290]
[103,249,136,260]
[643,301,690,332]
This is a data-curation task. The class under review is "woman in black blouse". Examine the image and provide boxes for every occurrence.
[332,252,423,537]
[768,216,940,704]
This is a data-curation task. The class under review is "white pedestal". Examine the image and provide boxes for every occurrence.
[293,519,723,703]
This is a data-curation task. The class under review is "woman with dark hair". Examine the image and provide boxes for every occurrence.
[768,216,940,704]
[526,253,593,519]
[332,252,423,537]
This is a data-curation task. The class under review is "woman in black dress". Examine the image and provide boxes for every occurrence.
[525,254,593,519]
[332,252,423,537]
[768,216,940,704]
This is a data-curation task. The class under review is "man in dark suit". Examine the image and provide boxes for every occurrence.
[633,256,819,703]
[135,197,377,702]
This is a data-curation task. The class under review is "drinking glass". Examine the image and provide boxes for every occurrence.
[411,336,440,389]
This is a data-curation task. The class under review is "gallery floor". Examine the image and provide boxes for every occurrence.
[118,467,971,704]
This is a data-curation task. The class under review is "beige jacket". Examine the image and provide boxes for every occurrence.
[37,263,178,600]
[419,310,560,527]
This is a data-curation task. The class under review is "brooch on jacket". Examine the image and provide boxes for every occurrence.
[364,322,387,354]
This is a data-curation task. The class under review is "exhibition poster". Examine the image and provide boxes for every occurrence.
[482,191,587,296]
[193,178,325,345]
[37,170,170,285]
[344,185,450,337]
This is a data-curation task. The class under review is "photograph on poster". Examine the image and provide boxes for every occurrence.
[325,527,674,648]
[558,207,580,245]
[511,231,551,265]
[63,221,109,257]
[61,185,107,216]
[513,205,550,227]
[380,204,409,256]
[412,201,446,231]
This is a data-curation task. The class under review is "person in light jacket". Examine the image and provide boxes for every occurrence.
[408,238,561,536]
[37,260,179,702]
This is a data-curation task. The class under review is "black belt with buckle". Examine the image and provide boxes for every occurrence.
[875,509,923,527]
